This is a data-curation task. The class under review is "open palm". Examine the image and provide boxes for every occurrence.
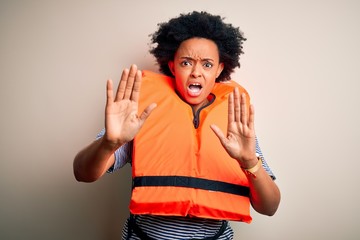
[104,65,156,148]
[210,87,257,168]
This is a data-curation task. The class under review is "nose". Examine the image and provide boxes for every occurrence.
[191,63,202,78]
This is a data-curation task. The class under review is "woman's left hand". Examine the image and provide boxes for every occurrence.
[210,87,258,168]
[212,87,281,216]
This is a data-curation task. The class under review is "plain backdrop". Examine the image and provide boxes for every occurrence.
[1,0,360,239]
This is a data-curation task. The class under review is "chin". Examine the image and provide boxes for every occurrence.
[185,98,201,105]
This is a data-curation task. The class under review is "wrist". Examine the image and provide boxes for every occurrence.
[100,136,123,151]
[241,156,262,179]
[239,156,259,169]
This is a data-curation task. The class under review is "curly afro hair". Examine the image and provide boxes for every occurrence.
[149,11,246,82]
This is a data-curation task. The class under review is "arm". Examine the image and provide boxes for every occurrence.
[210,88,280,216]
[73,137,117,182]
[245,160,280,216]
[73,64,156,182]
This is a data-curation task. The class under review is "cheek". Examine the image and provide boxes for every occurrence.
[206,83,215,94]
[175,79,186,95]
[174,72,187,87]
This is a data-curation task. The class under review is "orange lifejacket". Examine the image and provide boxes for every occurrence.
[129,70,252,223]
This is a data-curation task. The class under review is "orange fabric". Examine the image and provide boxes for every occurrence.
[130,71,252,223]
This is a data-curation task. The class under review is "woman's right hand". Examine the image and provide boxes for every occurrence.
[104,64,157,149]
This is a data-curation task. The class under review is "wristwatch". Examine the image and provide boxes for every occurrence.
[241,156,262,179]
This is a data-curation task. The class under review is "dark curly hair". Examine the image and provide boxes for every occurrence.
[149,11,246,82]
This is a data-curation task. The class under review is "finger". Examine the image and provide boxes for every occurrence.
[115,68,129,101]
[210,124,227,144]
[123,64,138,99]
[240,92,248,125]
[106,79,114,105]
[138,103,157,124]
[130,70,142,102]
[248,104,255,130]
[234,88,241,123]
[228,92,234,126]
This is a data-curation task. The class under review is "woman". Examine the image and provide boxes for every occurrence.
[74,11,280,240]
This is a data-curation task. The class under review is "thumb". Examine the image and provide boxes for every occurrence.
[210,124,226,143]
[139,103,157,124]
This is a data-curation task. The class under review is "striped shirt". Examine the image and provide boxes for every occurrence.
[96,129,275,239]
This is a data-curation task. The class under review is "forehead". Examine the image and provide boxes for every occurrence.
[175,38,219,60]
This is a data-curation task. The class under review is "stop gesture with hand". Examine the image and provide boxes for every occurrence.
[210,87,258,168]
[104,64,157,148]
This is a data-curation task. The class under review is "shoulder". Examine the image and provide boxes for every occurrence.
[213,80,250,103]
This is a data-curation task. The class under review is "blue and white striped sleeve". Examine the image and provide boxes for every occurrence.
[96,129,132,173]
[255,136,276,180]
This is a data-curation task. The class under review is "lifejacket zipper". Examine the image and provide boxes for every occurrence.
[192,94,216,129]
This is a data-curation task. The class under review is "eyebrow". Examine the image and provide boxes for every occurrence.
[180,56,215,62]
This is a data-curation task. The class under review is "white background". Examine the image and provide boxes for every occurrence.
[1,0,359,239]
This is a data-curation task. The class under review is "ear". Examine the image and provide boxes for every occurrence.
[216,63,224,78]
[168,61,175,75]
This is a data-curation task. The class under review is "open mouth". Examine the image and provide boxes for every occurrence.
[188,83,202,96]
[188,83,202,93]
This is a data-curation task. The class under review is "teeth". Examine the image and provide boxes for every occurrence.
[189,83,201,88]
[188,83,202,93]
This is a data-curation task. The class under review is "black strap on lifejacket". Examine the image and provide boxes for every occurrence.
[127,214,228,240]
[132,176,250,197]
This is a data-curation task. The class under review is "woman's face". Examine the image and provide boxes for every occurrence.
[168,38,224,112]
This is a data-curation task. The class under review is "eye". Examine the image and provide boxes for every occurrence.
[203,62,213,68]
[181,60,192,67]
